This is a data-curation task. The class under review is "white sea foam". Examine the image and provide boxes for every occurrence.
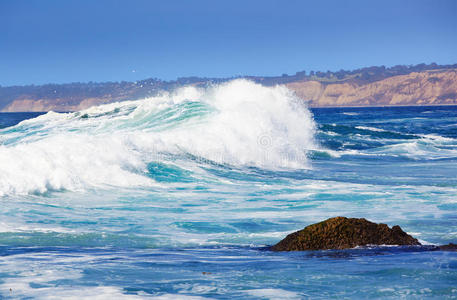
[323,131,340,136]
[151,294,211,300]
[318,148,366,158]
[371,141,457,159]
[0,251,149,300]
[0,220,78,234]
[0,80,316,196]
[355,126,387,132]
[2,285,147,300]
[420,134,456,144]
[245,288,300,299]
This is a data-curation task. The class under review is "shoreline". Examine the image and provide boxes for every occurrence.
[2,103,457,114]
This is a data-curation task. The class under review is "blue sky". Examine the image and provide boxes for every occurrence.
[1,0,456,86]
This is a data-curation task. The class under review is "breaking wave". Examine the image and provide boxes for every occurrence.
[0,80,317,195]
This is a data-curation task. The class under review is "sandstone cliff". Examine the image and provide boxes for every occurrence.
[0,97,114,112]
[287,69,457,107]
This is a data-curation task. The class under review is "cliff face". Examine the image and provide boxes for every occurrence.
[0,97,114,112]
[1,67,457,112]
[287,69,457,107]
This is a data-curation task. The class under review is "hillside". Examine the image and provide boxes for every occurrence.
[1,63,457,112]
[287,69,457,107]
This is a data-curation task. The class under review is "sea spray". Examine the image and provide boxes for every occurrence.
[0,79,317,195]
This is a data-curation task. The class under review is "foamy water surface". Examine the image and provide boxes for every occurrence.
[0,80,456,299]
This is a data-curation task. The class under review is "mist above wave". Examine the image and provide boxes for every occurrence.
[0,80,317,195]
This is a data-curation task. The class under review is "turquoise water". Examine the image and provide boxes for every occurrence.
[0,80,456,299]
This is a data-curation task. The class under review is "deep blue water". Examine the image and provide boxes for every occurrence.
[0,82,456,299]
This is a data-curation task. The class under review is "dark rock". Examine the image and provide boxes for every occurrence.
[271,217,421,251]
[438,243,457,251]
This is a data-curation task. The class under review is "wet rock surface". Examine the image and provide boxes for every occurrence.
[271,217,421,251]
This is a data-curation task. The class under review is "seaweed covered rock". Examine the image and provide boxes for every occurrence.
[271,217,421,251]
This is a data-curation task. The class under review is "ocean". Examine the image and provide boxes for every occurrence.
[0,80,456,299]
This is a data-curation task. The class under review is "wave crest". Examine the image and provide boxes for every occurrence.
[0,80,317,195]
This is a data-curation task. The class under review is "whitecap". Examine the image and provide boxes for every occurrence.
[0,80,317,196]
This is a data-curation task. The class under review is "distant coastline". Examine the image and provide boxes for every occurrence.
[3,104,457,115]
[1,63,456,112]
